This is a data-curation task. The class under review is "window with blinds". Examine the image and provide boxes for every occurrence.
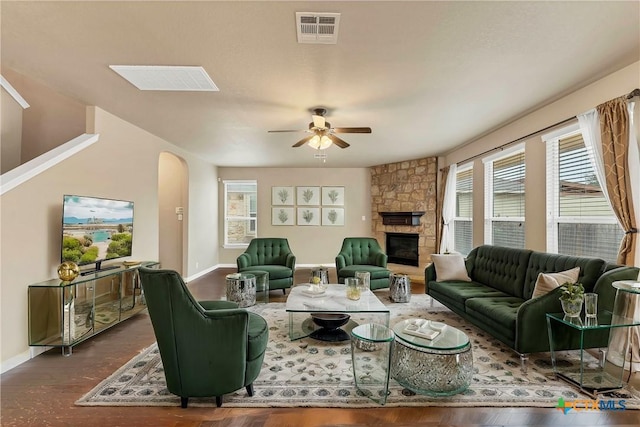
[224,180,258,247]
[484,148,525,248]
[453,166,473,255]
[545,130,622,262]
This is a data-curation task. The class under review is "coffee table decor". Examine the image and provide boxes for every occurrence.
[309,312,351,342]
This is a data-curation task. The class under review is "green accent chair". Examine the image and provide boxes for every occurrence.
[237,238,296,294]
[335,237,392,290]
[138,267,269,408]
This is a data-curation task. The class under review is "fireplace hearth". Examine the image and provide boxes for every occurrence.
[385,232,419,267]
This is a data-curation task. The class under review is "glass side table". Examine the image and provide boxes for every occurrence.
[350,323,395,405]
[390,318,473,396]
[609,280,640,372]
[225,273,256,307]
[546,310,640,398]
[249,270,270,304]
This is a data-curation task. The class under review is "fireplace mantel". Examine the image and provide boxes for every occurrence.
[379,211,425,226]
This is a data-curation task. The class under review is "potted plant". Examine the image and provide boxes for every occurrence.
[559,281,585,317]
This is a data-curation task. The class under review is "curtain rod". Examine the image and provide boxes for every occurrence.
[442,87,640,170]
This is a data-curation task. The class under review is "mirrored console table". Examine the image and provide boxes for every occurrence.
[28,261,159,355]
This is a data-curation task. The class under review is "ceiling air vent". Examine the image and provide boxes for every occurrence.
[296,12,340,44]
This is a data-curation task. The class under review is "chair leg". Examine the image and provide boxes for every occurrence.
[216,396,223,407]
[246,383,254,397]
[282,289,286,295]
[180,397,188,408]
[520,353,529,373]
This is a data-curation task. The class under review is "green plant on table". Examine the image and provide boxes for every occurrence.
[559,281,584,301]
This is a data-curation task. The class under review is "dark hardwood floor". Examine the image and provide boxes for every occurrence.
[2,267,639,426]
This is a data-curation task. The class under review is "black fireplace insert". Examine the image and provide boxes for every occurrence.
[385,232,419,267]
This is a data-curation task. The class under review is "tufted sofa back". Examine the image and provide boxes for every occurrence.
[244,238,293,265]
[522,251,605,299]
[466,245,532,298]
[338,237,384,265]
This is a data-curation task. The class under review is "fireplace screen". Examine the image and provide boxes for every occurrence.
[386,233,419,267]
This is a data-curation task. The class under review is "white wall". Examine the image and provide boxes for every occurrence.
[0,106,218,371]
[217,167,372,266]
[444,61,640,251]
[1,86,23,173]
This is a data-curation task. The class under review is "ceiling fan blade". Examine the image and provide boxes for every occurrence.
[268,129,306,133]
[328,134,350,149]
[332,127,372,134]
[312,114,326,128]
[292,135,316,148]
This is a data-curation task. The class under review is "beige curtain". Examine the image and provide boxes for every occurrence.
[598,97,640,372]
[435,166,450,254]
[597,97,638,265]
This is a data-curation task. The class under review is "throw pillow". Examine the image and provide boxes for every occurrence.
[432,254,472,282]
[531,266,581,298]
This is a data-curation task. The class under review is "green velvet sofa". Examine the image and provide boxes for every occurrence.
[335,237,392,290]
[425,245,639,369]
[237,238,296,293]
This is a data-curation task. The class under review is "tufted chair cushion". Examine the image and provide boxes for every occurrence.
[465,245,532,298]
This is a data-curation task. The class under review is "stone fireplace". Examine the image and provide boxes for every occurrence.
[371,157,438,276]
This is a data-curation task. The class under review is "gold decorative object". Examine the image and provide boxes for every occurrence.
[57,261,80,282]
[123,260,141,267]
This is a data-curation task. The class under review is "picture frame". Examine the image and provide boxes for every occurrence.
[296,186,320,206]
[321,186,345,206]
[272,207,295,226]
[322,207,344,226]
[297,207,320,226]
[272,186,294,206]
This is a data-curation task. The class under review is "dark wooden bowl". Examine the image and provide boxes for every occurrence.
[311,313,350,330]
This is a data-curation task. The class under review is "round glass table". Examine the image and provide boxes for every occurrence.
[350,323,395,405]
[390,318,473,396]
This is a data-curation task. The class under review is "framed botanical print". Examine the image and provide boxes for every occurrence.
[297,207,320,226]
[322,207,344,226]
[272,186,294,205]
[296,186,320,206]
[272,207,295,226]
[322,186,345,206]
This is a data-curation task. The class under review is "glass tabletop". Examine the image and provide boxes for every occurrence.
[392,318,469,350]
[546,310,640,329]
[612,280,640,294]
[285,284,390,314]
[351,323,395,342]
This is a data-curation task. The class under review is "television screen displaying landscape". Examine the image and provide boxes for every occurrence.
[61,195,134,265]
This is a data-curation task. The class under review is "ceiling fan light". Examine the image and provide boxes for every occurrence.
[319,135,332,149]
[307,135,321,149]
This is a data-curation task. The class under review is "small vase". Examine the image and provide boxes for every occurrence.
[561,297,584,317]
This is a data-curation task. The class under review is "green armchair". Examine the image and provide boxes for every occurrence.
[335,237,392,290]
[138,267,269,408]
[237,238,296,293]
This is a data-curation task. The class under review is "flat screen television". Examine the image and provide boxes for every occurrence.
[61,195,134,275]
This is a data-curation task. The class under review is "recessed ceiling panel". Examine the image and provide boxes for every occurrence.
[109,65,219,91]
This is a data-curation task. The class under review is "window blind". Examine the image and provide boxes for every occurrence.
[546,132,622,262]
[454,167,473,255]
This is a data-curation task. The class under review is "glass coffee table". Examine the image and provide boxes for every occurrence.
[285,284,390,341]
[390,318,474,396]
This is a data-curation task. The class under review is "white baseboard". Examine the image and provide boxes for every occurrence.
[0,346,52,374]
[184,264,220,283]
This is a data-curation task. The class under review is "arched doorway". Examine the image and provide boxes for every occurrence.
[158,152,188,274]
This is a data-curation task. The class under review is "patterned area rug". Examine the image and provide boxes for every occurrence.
[75,291,640,408]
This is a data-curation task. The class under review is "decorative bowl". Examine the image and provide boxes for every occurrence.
[310,313,350,330]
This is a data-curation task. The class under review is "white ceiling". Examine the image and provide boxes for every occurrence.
[2,1,639,168]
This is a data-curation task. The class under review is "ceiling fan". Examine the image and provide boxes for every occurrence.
[268,108,372,149]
